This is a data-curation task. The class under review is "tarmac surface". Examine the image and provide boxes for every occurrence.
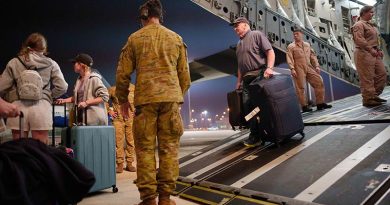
[78,130,238,205]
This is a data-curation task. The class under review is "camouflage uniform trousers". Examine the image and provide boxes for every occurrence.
[113,116,135,165]
[134,102,183,200]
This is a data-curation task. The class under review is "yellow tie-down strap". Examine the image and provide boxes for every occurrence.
[231,195,280,205]
[179,185,234,205]
[173,181,192,195]
[179,185,279,205]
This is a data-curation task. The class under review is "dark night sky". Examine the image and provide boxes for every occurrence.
[0,0,239,125]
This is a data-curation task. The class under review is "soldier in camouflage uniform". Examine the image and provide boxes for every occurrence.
[107,85,136,173]
[115,1,190,205]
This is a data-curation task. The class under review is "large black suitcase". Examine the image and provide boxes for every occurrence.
[249,74,304,145]
[227,89,247,130]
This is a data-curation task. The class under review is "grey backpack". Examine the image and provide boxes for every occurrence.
[16,57,50,100]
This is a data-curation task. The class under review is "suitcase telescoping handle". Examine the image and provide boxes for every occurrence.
[51,103,67,146]
[52,104,54,145]
[73,104,88,126]
[19,111,24,139]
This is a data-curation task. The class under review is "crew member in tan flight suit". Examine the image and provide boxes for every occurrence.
[286,26,332,112]
[352,5,387,107]
[115,0,190,205]
[107,85,136,173]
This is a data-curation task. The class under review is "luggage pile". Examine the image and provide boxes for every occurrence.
[227,74,305,146]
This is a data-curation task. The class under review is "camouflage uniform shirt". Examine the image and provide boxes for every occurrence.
[115,24,190,105]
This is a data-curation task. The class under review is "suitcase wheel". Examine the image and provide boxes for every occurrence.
[112,185,118,193]
[297,132,305,141]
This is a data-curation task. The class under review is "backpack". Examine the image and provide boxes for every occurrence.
[15,57,50,101]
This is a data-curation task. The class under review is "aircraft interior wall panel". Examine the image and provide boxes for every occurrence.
[278,18,294,51]
[265,11,281,48]
[255,5,266,31]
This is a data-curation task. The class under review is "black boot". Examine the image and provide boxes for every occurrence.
[317,103,332,110]
[373,96,387,103]
[302,105,313,113]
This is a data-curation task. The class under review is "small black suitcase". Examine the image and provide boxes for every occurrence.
[249,74,304,145]
[227,89,247,130]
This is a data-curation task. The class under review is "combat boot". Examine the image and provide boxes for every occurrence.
[363,99,382,107]
[317,103,332,110]
[158,195,176,205]
[116,163,123,173]
[301,105,313,113]
[138,198,157,205]
[125,163,136,172]
[373,96,387,103]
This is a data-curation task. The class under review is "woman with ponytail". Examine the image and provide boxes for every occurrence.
[352,6,387,107]
[0,33,68,144]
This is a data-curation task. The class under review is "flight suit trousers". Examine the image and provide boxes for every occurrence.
[133,102,183,200]
[113,116,135,165]
[354,49,387,102]
[293,66,325,106]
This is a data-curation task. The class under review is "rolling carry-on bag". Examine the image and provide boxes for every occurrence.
[61,107,118,193]
[249,74,304,145]
[227,89,248,130]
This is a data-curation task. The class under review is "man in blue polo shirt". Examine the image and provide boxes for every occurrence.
[231,17,275,147]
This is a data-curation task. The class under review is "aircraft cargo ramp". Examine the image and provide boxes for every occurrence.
[175,87,390,205]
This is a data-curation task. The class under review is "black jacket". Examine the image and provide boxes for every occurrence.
[0,139,95,205]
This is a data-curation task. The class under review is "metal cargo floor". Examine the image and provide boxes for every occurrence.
[176,87,390,205]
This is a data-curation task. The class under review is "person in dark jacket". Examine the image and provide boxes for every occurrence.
[0,138,95,205]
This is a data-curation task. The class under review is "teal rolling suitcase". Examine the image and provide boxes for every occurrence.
[61,126,118,193]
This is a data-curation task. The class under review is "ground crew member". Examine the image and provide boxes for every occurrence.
[107,85,136,173]
[230,17,275,147]
[286,26,332,112]
[115,0,190,205]
[352,5,387,107]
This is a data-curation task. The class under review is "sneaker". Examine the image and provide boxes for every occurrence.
[243,138,262,147]
[317,103,332,110]
[373,96,387,102]
[301,105,313,113]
